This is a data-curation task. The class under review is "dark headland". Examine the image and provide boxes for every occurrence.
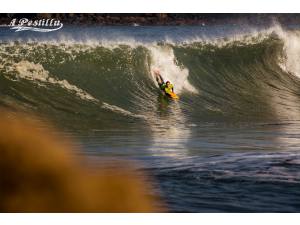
[1,13,300,26]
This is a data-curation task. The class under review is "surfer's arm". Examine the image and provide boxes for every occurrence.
[154,71,164,83]
[158,75,164,84]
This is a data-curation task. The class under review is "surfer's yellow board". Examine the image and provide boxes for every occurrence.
[169,92,179,100]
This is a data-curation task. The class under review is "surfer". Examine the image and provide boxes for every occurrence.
[154,70,176,98]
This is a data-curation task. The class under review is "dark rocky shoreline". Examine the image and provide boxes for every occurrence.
[1,13,300,26]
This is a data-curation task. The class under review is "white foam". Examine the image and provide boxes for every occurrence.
[101,102,145,119]
[149,45,198,94]
[12,60,97,101]
[273,25,300,78]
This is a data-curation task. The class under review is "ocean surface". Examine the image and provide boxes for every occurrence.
[1,23,300,212]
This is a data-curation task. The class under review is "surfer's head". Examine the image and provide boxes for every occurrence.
[166,81,171,87]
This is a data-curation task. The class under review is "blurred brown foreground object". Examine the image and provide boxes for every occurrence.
[0,110,161,212]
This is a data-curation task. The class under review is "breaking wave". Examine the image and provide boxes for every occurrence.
[1,25,300,129]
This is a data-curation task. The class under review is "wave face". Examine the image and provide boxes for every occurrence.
[1,24,300,212]
[2,25,300,129]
